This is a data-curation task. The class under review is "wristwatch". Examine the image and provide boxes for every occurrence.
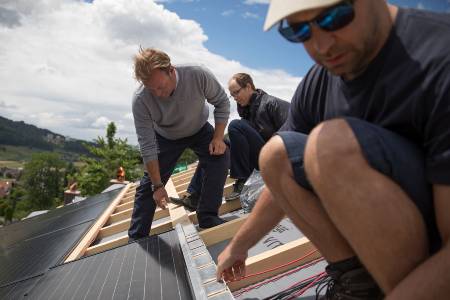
[151,182,164,192]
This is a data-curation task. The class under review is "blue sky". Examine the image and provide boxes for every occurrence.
[157,0,450,76]
[1,0,449,143]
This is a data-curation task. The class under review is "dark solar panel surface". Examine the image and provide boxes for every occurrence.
[0,276,42,300]
[0,188,121,248]
[0,188,122,291]
[24,230,193,300]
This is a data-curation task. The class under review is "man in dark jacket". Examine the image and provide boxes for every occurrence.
[172,73,289,209]
[225,73,290,200]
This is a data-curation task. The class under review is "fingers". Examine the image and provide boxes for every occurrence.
[222,268,235,282]
[153,189,168,210]
[209,141,226,156]
[237,261,246,279]
[215,143,226,155]
[209,143,214,155]
[216,264,225,281]
[217,262,246,283]
[158,198,167,210]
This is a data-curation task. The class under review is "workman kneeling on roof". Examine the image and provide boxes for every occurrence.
[216,1,450,299]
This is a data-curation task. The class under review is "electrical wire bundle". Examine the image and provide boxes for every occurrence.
[232,254,325,299]
[262,271,327,300]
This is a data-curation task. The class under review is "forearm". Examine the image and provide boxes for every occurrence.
[387,185,450,298]
[213,122,226,140]
[228,188,284,253]
[145,160,162,184]
[386,243,450,299]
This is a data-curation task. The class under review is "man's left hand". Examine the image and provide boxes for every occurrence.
[209,138,226,155]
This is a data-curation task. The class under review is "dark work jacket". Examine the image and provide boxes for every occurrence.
[237,89,290,142]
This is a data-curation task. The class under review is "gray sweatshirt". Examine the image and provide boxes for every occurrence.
[132,65,230,164]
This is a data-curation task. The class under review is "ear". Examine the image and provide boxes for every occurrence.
[168,66,175,78]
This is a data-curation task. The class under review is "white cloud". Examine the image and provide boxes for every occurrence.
[244,0,269,4]
[221,9,234,17]
[0,0,300,145]
[417,2,425,10]
[92,116,111,128]
[0,101,16,109]
[155,0,196,3]
[242,11,259,19]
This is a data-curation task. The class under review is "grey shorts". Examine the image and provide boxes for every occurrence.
[277,117,441,253]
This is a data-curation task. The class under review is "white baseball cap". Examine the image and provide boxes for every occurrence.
[263,0,343,31]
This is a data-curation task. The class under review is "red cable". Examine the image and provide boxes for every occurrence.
[229,249,319,283]
[233,257,325,298]
[233,258,323,297]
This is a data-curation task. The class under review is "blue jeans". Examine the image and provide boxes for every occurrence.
[277,117,440,253]
[187,119,265,194]
[128,122,230,239]
[187,162,204,195]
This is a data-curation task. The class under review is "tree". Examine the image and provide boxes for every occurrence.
[106,122,116,148]
[178,148,197,165]
[63,161,78,189]
[7,185,28,220]
[76,122,142,196]
[22,152,65,209]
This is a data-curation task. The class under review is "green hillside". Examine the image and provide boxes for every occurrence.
[0,115,94,162]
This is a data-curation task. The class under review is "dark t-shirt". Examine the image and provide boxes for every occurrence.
[283,8,450,184]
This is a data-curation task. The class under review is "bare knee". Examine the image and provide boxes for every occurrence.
[304,119,363,180]
[259,136,293,187]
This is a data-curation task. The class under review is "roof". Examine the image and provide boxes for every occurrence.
[14,231,193,300]
[0,164,325,299]
[0,187,122,296]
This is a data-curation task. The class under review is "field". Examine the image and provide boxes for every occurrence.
[0,160,24,168]
[0,145,37,162]
[0,145,82,164]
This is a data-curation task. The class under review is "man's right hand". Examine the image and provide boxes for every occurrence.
[153,187,169,209]
[216,244,248,282]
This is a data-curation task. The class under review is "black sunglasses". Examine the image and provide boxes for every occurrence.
[278,0,355,43]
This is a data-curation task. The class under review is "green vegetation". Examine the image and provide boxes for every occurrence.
[0,119,201,225]
[0,115,93,162]
[0,152,76,223]
[0,160,24,169]
[0,145,36,162]
[22,153,66,208]
[75,122,143,196]
[0,145,84,162]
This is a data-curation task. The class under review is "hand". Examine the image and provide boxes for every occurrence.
[153,187,168,209]
[209,138,227,155]
[216,244,248,282]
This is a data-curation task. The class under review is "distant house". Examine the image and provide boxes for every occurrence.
[45,133,65,145]
[0,167,22,179]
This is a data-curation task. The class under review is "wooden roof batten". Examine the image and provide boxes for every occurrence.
[64,166,322,299]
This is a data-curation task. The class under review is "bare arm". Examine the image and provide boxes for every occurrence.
[145,159,168,209]
[386,184,450,299]
[216,188,284,281]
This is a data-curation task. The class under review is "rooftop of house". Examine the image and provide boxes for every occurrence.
[0,165,324,299]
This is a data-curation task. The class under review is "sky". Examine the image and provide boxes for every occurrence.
[0,0,449,145]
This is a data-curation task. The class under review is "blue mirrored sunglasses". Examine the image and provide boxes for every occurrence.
[278,0,355,43]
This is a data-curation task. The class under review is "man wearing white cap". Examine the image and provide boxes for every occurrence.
[216,0,450,299]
